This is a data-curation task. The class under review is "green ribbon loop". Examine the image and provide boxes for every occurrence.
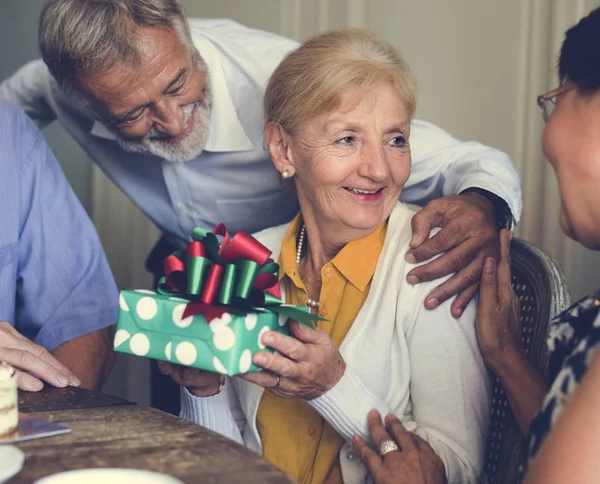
[157,224,326,328]
[187,256,212,296]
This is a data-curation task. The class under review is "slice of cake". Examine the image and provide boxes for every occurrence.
[0,362,18,438]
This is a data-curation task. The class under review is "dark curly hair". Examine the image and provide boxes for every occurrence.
[559,7,600,93]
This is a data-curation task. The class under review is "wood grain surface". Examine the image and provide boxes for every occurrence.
[8,388,293,484]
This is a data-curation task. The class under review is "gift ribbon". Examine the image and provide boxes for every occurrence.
[157,223,323,326]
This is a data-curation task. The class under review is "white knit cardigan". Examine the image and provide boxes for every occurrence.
[180,203,491,483]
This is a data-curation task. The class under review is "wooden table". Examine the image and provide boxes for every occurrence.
[8,387,293,483]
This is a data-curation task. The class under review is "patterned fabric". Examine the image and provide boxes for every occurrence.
[528,289,600,459]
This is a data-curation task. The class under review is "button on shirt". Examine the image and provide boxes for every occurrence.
[0,19,522,249]
[0,102,118,351]
[256,215,388,484]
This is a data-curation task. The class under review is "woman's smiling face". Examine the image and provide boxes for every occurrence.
[287,83,411,234]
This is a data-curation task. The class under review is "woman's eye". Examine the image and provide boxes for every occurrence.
[389,135,406,147]
[336,136,356,146]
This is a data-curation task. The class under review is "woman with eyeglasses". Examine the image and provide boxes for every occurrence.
[354,7,600,484]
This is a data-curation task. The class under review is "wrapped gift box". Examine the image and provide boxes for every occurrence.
[113,223,321,376]
[114,290,290,375]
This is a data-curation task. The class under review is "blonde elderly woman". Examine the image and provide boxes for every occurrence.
[164,30,491,483]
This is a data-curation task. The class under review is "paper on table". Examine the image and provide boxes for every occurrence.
[0,413,71,445]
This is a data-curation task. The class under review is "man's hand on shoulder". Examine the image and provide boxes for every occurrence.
[0,322,81,391]
[405,192,501,317]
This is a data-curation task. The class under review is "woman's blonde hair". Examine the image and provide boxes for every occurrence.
[264,29,416,135]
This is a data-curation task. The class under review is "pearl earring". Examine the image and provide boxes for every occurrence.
[282,169,291,179]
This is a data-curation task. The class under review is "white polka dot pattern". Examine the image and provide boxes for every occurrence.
[172,304,194,328]
[258,326,270,350]
[165,342,172,360]
[119,294,130,312]
[136,297,158,320]
[213,326,236,351]
[210,313,232,330]
[175,341,197,366]
[113,329,131,348]
[213,356,228,374]
[245,313,258,331]
[239,349,252,373]
[130,333,150,356]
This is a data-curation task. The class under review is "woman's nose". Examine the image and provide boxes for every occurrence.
[359,145,388,180]
[152,100,185,137]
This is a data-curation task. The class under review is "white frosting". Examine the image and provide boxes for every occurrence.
[0,362,15,382]
[0,362,18,436]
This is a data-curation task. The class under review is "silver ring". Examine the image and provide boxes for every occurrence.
[380,439,399,456]
[274,375,281,388]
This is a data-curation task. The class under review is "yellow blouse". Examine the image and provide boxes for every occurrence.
[256,215,388,484]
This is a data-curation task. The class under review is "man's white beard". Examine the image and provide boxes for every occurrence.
[117,100,211,163]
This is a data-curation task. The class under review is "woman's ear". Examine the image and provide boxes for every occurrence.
[264,122,296,177]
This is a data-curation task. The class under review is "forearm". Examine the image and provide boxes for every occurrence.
[52,326,115,391]
[309,364,391,442]
[491,352,547,435]
[405,120,522,223]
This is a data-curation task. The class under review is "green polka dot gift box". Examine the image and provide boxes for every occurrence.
[114,224,322,376]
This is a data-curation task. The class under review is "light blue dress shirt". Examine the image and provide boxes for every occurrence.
[0,102,118,351]
[0,19,522,249]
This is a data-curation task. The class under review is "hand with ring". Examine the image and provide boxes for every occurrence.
[352,410,447,484]
[240,321,345,400]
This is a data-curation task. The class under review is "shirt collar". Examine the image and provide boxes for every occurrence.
[90,34,258,153]
[278,216,388,292]
[332,222,388,292]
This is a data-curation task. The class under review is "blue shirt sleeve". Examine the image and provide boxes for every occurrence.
[15,107,118,351]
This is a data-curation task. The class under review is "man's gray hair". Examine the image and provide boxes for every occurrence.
[39,0,192,91]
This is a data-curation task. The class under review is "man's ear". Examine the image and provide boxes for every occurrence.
[264,122,296,177]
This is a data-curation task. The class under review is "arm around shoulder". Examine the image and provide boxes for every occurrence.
[404,119,522,224]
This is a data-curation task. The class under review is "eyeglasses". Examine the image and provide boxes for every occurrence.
[537,84,575,122]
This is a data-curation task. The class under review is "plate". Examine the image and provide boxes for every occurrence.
[0,445,25,483]
[0,413,71,445]
[34,468,184,484]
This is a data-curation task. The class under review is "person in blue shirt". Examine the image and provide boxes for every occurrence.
[0,101,118,392]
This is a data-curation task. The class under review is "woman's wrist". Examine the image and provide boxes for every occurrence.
[187,375,225,397]
[488,347,534,380]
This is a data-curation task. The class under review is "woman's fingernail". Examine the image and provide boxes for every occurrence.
[425,297,439,309]
[70,377,81,387]
[262,333,272,345]
[407,274,420,285]
[254,355,265,366]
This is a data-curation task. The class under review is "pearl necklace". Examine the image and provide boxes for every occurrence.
[296,224,320,309]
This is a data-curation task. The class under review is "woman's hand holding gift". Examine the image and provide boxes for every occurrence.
[158,361,222,397]
[241,321,345,400]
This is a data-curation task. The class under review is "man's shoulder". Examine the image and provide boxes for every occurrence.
[188,18,298,75]
[0,101,41,162]
[0,100,33,128]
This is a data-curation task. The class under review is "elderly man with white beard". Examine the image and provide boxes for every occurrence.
[0,0,521,412]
